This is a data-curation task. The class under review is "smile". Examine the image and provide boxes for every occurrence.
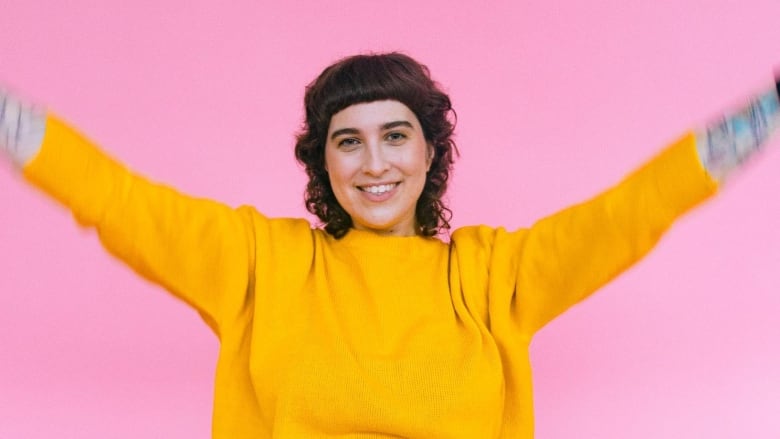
[358,183,399,194]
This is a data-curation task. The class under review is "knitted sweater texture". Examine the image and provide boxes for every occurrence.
[24,115,718,438]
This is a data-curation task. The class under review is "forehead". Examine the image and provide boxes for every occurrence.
[328,100,421,133]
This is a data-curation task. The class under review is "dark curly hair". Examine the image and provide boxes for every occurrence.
[295,52,458,238]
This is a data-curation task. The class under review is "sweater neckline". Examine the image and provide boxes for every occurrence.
[333,228,446,254]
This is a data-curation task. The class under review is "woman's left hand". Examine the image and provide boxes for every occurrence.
[0,87,46,167]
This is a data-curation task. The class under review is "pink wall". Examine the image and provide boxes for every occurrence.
[2,1,780,437]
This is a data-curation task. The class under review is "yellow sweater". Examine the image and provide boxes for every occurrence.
[24,116,717,438]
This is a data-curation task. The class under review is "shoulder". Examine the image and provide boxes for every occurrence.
[237,206,318,243]
[451,224,529,256]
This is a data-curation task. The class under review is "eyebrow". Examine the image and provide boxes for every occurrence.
[329,120,414,141]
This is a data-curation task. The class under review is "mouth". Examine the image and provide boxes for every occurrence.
[357,182,399,194]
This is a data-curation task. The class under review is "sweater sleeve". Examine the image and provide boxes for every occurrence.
[512,133,718,336]
[22,115,255,336]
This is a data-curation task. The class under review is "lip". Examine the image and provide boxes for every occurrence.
[357,182,400,202]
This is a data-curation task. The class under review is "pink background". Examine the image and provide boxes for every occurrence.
[2,1,780,437]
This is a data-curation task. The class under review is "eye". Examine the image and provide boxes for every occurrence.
[337,137,361,150]
[385,131,407,144]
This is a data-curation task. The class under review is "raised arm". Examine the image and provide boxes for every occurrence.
[0,89,256,336]
[513,75,780,336]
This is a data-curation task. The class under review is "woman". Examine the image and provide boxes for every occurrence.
[2,53,779,438]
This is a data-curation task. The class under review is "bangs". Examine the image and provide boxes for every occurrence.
[307,53,431,125]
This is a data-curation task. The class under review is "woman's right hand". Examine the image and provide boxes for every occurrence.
[0,88,46,167]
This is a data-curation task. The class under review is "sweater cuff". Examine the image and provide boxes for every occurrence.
[648,132,719,217]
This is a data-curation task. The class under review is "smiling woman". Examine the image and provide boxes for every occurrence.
[325,100,432,236]
[1,52,780,438]
[295,53,456,238]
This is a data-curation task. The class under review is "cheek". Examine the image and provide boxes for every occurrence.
[324,152,341,182]
[325,170,350,211]
[405,151,431,177]
[327,169,346,194]
[323,158,354,197]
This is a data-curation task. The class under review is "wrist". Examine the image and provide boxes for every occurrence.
[0,90,46,167]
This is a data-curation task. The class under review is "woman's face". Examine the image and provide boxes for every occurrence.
[325,100,432,236]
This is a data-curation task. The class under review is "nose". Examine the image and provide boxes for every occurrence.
[361,144,390,176]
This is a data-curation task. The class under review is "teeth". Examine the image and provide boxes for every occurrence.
[362,183,396,194]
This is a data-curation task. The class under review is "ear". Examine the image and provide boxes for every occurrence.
[426,143,434,170]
